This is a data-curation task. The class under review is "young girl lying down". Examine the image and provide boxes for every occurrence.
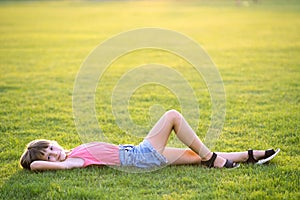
[20,110,280,171]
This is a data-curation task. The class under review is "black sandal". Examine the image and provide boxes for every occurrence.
[246,149,280,164]
[201,152,240,168]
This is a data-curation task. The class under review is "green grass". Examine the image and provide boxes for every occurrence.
[0,0,299,199]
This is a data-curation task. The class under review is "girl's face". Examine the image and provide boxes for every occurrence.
[42,142,67,162]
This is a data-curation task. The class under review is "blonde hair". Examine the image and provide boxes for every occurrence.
[20,139,53,170]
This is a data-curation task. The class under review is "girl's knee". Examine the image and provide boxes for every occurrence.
[164,109,182,122]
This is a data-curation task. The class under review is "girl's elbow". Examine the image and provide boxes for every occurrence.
[30,161,42,171]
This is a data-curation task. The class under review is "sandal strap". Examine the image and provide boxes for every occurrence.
[201,152,217,168]
[246,149,258,164]
[263,149,276,159]
[223,159,239,168]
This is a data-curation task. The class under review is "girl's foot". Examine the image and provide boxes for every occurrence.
[201,152,240,168]
[246,149,280,164]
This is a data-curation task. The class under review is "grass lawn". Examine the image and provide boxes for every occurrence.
[0,0,299,199]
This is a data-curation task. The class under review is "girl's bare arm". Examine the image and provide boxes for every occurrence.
[30,158,84,171]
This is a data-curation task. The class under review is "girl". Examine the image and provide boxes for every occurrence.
[20,110,280,171]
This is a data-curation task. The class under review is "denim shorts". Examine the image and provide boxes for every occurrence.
[119,139,168,168]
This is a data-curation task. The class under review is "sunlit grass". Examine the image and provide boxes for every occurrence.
[0,0,299,199]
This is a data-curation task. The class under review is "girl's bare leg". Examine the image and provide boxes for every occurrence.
[145,110,227,167]
[163,148,269,165]
[216,151,267,163]
[162,148,201,165]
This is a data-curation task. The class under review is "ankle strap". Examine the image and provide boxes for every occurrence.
[246,149,258,164]
[201,152,217,168]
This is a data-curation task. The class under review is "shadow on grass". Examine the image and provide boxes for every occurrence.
[0,86,19,93]
[1,163,292,199]
[0,165,227,199]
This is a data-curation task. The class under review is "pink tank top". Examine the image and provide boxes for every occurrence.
[67,142,120,167]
